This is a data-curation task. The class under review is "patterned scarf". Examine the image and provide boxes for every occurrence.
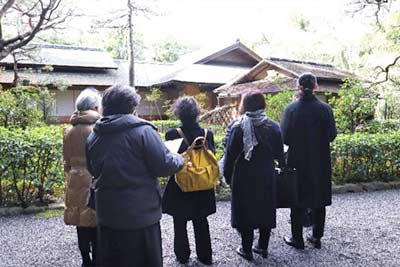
[240,109,267,161]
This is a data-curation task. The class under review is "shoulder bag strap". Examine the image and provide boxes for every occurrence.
[176,128,190,146]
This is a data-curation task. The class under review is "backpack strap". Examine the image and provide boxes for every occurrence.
[176,128,190,146]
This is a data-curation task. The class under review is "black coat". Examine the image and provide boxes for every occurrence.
[280,94,337,208]
[223,118,284,230]
[162,123,217,220]
[86,114,183,230]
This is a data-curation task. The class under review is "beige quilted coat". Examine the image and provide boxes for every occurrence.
[63,110,100,227]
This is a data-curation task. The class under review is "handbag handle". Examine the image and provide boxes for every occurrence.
[177,128,209,150]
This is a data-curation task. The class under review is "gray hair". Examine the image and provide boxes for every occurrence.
[75,87,102,111]
[173,96,200,124]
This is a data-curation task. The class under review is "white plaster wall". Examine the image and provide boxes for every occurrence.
[54,90,75,116]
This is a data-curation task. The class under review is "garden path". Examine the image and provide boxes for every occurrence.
[0,190,399,267]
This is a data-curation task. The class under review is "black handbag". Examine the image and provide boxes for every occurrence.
[276,167,298,208]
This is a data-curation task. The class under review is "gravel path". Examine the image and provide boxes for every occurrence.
[1,190,400,267]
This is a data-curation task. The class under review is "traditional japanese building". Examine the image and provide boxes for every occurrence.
[0,41,354,122]
[214,57,354,107]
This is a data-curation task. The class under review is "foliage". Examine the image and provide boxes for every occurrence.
[0,86,55,128]
[106,30,145,60]
[265,91,294,122]
[213,132,224,160]
[192,92,209,110]
[329,79,376,134]
[355,119,399,134]
[35,89,56,123]
[162,99,174,118]
[0,0,72,61]
[0,126,63,207]
[152,38,191,63]
[152,120,181,133]
[146,88,164,120]
[331,132,400,184]
[377,90,400,120]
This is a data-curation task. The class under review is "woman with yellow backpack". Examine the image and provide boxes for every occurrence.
[162,97,217,266]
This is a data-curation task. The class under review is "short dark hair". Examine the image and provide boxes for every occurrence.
[298,72,317,93]
[101,84,141,116]
[173,97,200,124]
[239,90,266,114]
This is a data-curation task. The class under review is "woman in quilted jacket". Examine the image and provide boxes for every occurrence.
[63,88,101,267]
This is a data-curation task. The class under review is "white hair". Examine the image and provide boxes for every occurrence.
[75,88,102,111]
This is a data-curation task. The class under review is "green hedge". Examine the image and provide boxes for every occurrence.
[355,119,399,134]
[331,132,400,184]
[152,120,225,136]
[152,120,180,133]
[1,122,399,207]
[0,126,63,207]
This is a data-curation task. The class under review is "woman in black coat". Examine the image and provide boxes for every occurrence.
[280,72,337,249]
[162,97,216,265]
[223,91,284,261]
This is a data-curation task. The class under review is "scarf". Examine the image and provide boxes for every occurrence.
[240,109,267,161]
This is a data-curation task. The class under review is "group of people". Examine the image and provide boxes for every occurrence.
[63,72,337,267]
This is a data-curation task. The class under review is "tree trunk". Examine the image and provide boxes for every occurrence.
[128,0,135,87]
[12,53,19,86]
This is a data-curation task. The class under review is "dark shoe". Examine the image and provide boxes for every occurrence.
[252,245,268,258]
[198,257,212,265]
[236,247,253,261]
[283,236,304,249]
[307,235,321,249]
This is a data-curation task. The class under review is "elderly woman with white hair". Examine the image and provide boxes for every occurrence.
[63,87,102,267]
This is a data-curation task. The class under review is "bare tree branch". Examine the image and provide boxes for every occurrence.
[348,0,392,29]
[0,0,15,17]
[0,0,72,61]
[369,55,400,87]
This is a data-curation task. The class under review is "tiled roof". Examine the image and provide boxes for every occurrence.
[0,61,176,88]
[217,77,342,96]
[0,44,118,69]
[266,57,353,81]
[153,64,250,86]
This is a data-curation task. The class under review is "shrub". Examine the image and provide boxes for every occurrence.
[329,79,376,134]
[0,126,63,207]
[265,90,294,122]
[152,120,180,133]
[331,132,400,184]
[153,120,226,137]
[355,119,399,134]
[0,86,55,129]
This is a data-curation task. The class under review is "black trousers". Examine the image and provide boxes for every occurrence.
[290,207,326,241]
[240,228,271,253]
[97,222,162,267]
[77,226,97,266]
[173,217,212,263]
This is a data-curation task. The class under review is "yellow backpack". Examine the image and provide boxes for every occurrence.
[175,128,220,192]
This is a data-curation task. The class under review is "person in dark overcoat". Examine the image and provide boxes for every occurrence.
[223,91,284,261]
[86,85,183,267]
[162,97,216,265]
[280,72,337,249]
